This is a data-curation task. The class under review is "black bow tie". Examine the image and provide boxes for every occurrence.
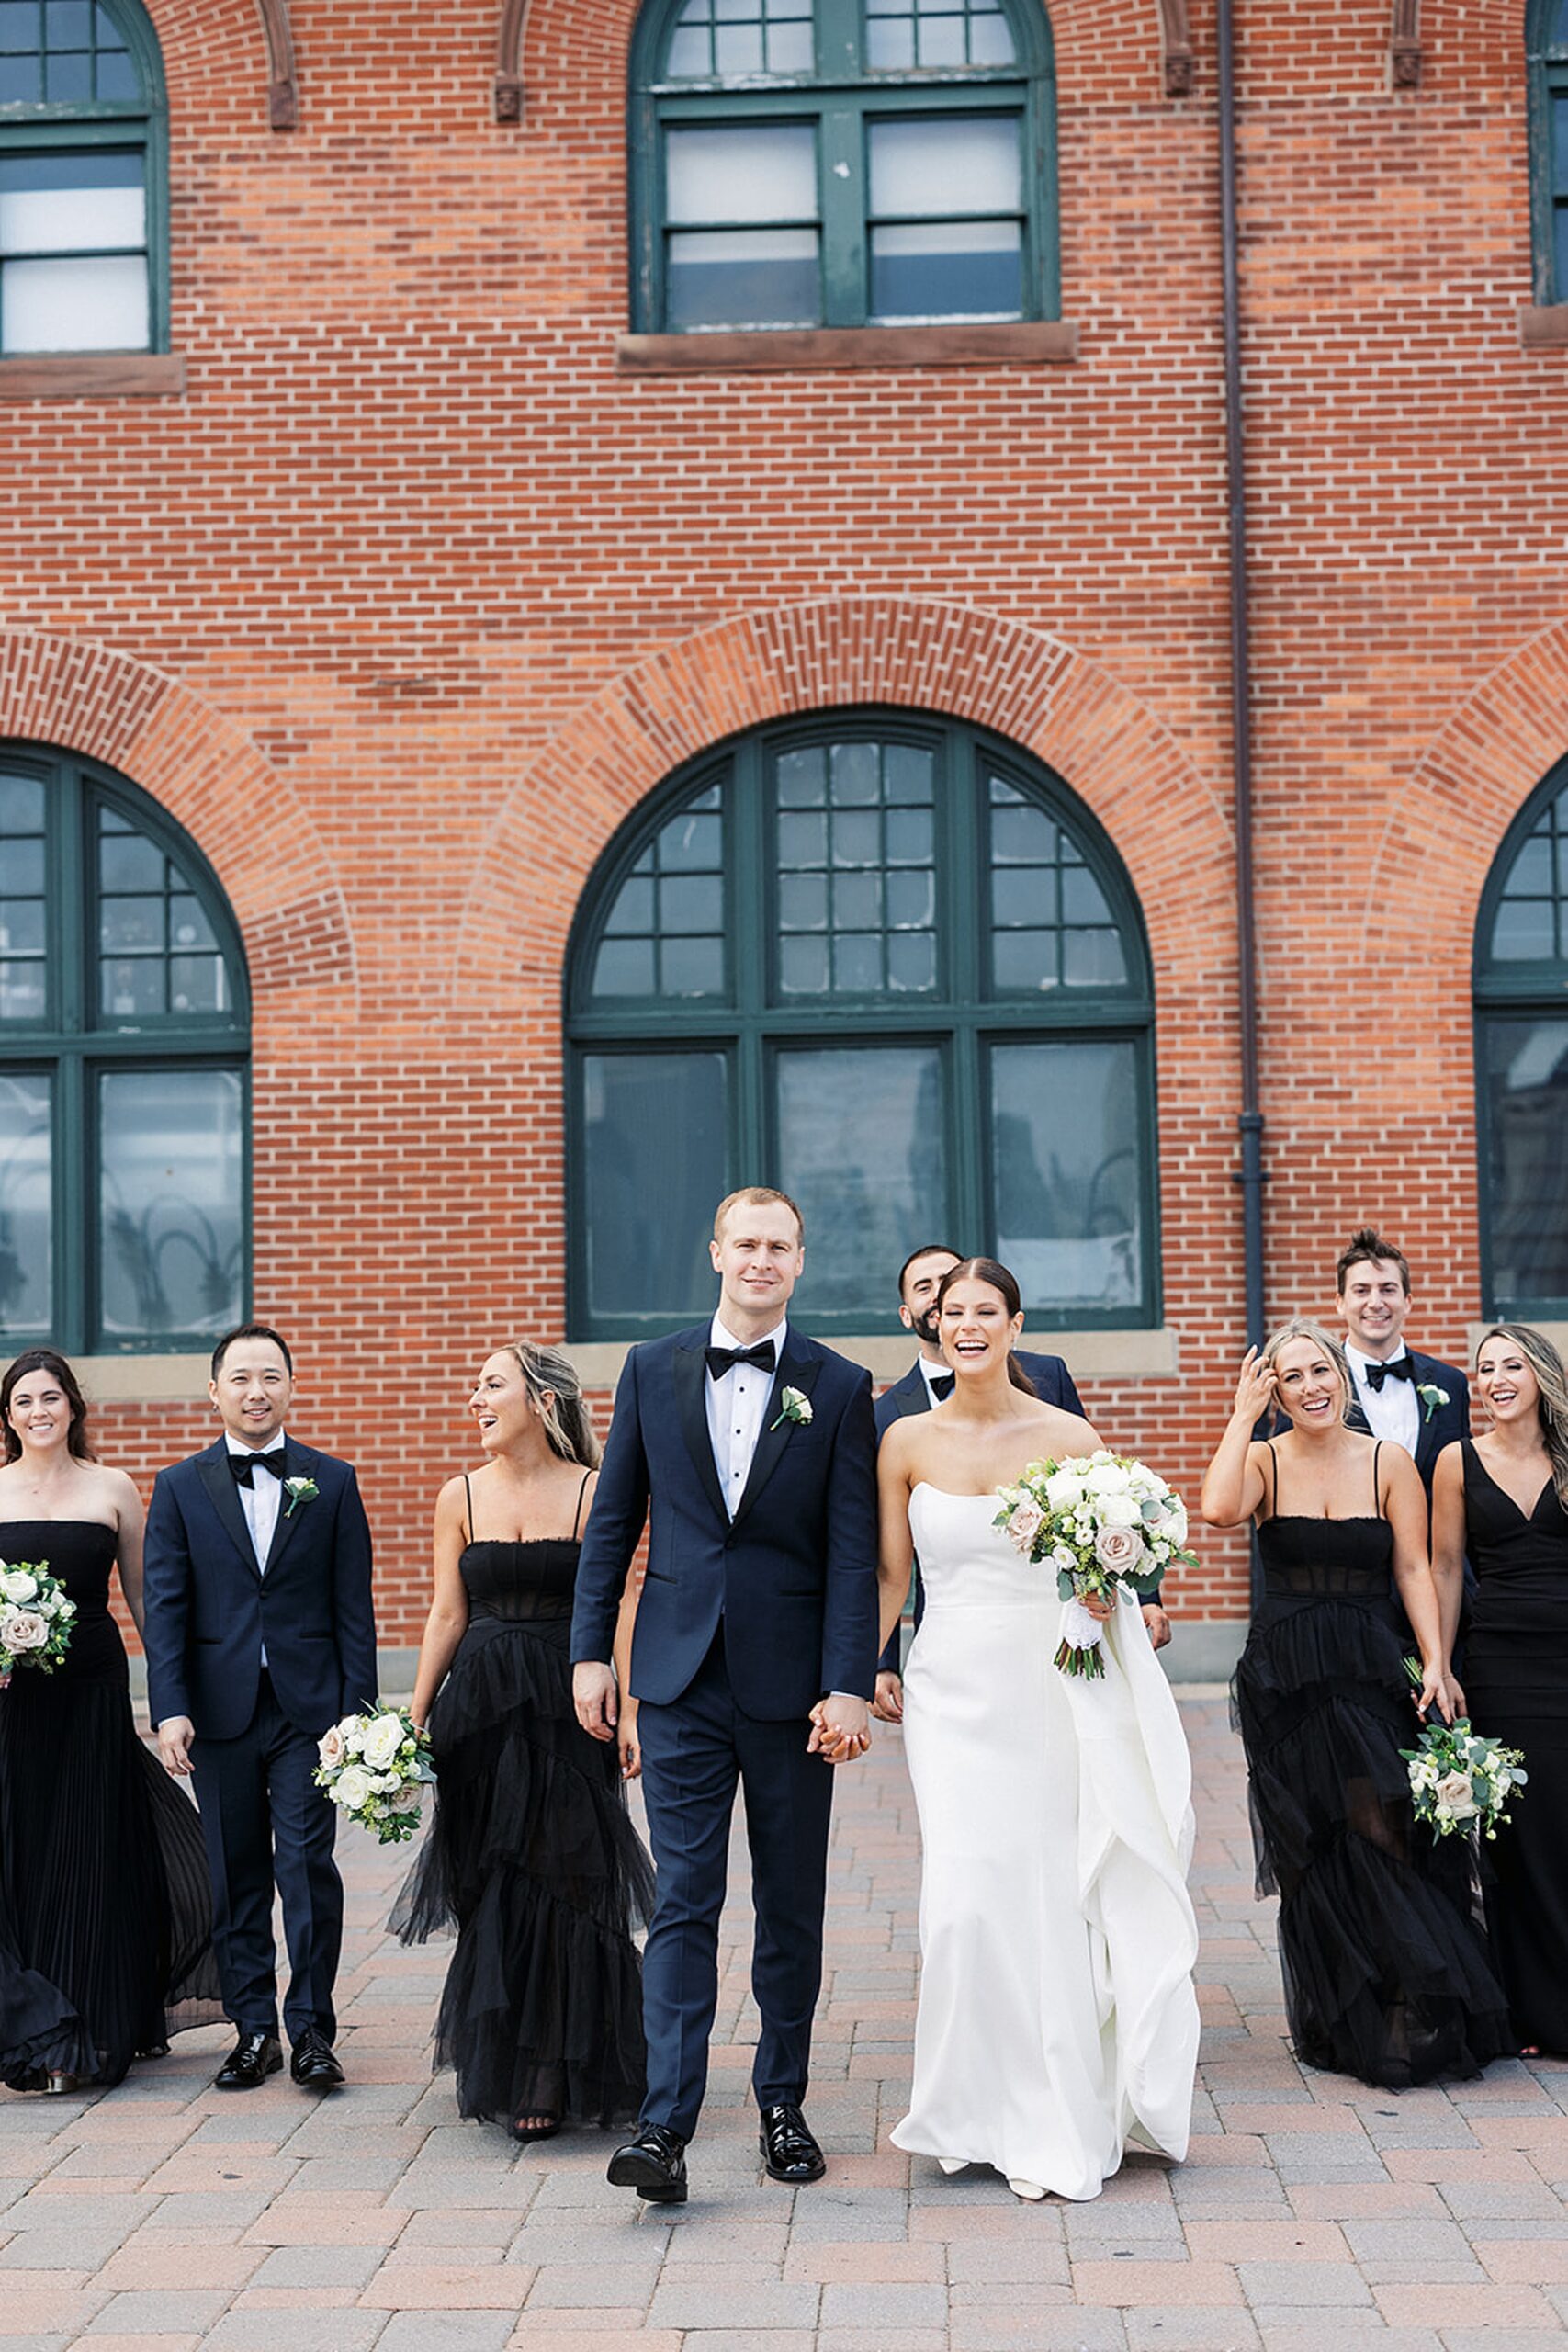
[705,1341,777,1381]
[229,1449,287,1485]
[1364,1357,1413,1393]
[930,1373,955,1401]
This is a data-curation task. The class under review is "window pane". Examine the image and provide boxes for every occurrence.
[864,0,1015,66]
[1486,780,1568,967]
[98,1067,244,1341]
[778,1046,943,1318]
[663,0,815,78]
[668,226,820,330]
[987,771,1131,994]
[870,218,1021,322]
[0,1072,51,1336]
[2,254,148,352]
[1555,95,1568,195]
[991,1040,1145,1311]
[666,123,818,224]
[1484,1020,1568,1308]
[868,115,1020,217]
[583,1051,728,1318]
[591,784,727,1000]
[95,803,237,1023]
[0,153,145,254]
[773,736,937,998]
[0,770,48,1024]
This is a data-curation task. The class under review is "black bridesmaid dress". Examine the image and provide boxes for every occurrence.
[394,1474,652,2129]
[0,1519,223,2089]
[1460,1440,1568,2053]
[1232,1442,1510,2087]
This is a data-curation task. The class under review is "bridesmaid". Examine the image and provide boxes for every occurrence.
[1432,1324,1568,2057]
[395,1340,652,2142]
[0,1349,221,2092]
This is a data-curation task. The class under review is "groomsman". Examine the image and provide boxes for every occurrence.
[872,1244,1169,1723]
[142,1325,377,2092]
[1335,1227,1470,1490]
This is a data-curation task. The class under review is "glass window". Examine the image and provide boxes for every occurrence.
[665,0,815,80]
[568,713,1156,1335]
[1529,1,1568,301]
[0,747,249,1351]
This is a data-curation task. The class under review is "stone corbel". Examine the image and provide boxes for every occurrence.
[256,0,298,128]
[495,0,527,122]
[1390,0,1422,87]
[1160,0,1195,96]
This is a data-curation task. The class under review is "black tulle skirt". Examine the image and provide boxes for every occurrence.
[0,1675,225,2089]
[1233,1592,1511,2088]
[393,1615,652,2128]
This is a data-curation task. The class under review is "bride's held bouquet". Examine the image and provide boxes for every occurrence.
[0,1559,75,1676]
[995,1452,1199,1678]
[1400,1663,1527,1841]
[313,1704,435,1844]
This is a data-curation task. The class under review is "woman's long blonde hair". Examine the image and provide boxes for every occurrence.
[1261,1317,1355,1425]
[505,1340,602,1469]
[1476,1324,1568,1510]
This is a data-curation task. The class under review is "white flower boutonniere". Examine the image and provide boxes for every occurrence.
[284,1476,320,1518]
[1416,1383,1450,1425]
[771,1386,813,1433]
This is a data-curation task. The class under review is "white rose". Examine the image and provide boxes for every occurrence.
[0,1607,49,1653]
[1084,1461,1131,1498]
[1043,1470,1084,1514]
[1,1571,39,1605]
[1094,1524,1147,1577]
[1163,1498,1189,1547]
[318,1722,346,1771]
[359,1713,406,1770]
[1097,1492,1142,1530]
[333,1764,373,1812]
[1434,1770,1478,1820]
[340,1717,367,1756]
[391,1782,423,1814]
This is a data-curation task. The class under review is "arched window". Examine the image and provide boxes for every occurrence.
[1529,0,1568,304]
[0,1,166,356]
[628,0,1057,334]
[566,711,1156,1336]
[0,746,249,1351]
[1475,756,1568,1317]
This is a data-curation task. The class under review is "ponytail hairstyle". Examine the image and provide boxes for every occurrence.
[934,1257,1035,1393]
[506,1340,602,1470]
[1,1348,97,1464]
[1476,1324,1568,1511]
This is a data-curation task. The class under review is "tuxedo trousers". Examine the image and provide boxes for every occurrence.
[636,1629,834,2139]
[190,1672,343,2042]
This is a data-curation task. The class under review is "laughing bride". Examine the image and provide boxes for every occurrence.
[878,1257,1199,2203]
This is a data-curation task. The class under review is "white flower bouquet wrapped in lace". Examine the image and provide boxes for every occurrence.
[313,1704,435,1844]
[994,1452,1198,1678]
[0,1559,75,1676]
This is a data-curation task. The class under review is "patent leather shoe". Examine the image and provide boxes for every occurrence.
[213,2032,282,2091]
[759,2102,826,2183]
[606,2122,687,2203]
[289,2028,344,2089]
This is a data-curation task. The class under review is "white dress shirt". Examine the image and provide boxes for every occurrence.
[1345,1343,1420,1455]
[705,1313,786,1520]
[226,1431,286,1671]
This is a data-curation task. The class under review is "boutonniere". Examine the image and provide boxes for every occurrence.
[770,1386,813,1432]
[1416,1383,1449,1424]
[284,1476,319,1518]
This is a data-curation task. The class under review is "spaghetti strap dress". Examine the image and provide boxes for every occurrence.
[393,1473,652,2128]
[1231,1444,1509,2087]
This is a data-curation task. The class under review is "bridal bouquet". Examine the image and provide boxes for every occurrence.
[0,1559,75,1676]
[313,1705,435,1844]
[995,1452,1198,1678]
[1400,1669,1527,1841]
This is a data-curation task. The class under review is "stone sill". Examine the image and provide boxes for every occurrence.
[75,1353,209,1404]
[1519,304,1568,349]
[0,353,186,401]
[616,320,1077,375]
[571,1327,1177,1390]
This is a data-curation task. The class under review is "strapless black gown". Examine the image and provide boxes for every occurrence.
[1461,1440,1568,2053]
[394,1536,652,2127]
[0,1520,223,2089]
[1233,1506,1509,2086]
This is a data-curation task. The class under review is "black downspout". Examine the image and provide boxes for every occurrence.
[1215,0,1269,1611]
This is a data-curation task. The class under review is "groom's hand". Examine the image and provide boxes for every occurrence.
[156,1715,196,1777]
[808,1693,871,1764]
[1141,1605,1172,1653]
[573,1661,619,1743]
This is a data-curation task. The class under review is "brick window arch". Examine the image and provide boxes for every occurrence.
[1529,0,1568,304]
[0,743,250,1351]
[628,0,1058,334]
[1476,754,1568,1317]
[0,0,168,356]
[565,709,1157,1337]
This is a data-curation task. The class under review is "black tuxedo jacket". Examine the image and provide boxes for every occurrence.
[142,1436,378,1742]
[570,1322,880,1719]
[1344,1348,1470,1492]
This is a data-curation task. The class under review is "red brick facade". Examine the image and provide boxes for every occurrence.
[5,0,1566,1651]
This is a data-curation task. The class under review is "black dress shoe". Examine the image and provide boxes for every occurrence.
[759,2102,826,2183]
[289,2028,344,2089]
[606,2122,687,2203]
[213,2032,282,2091]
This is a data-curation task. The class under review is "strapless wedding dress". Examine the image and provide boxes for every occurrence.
[891,1483,1200,2200]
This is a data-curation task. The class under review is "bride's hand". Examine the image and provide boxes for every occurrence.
[1080,1593,1116,1622]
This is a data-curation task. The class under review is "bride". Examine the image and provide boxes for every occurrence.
[878,1258,1199,2202]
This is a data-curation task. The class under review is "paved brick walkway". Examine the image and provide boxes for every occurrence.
[3,1696,1565,2351]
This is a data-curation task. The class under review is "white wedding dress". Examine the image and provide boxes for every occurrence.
[891,1484,1200,2201]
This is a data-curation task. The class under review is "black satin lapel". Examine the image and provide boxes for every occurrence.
[197,1446,262,1581]
[263,1440,309,1575]
[899,1372,932,1419]
[674,1341,729,1526]
[730,1348,823,1532]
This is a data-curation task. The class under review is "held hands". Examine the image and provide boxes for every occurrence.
[871,1668,904,1724]
[572,1660,619,1743]
[1232,1346,1279,1425]
[808,1692,872,1764]
[156,1715,196,1777]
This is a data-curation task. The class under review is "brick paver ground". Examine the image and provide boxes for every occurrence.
[3,1696,1564,2351]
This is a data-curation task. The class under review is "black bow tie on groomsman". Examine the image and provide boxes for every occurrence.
[930,1372,955,1401]
[1363,1356,1414,1393]
[228,1449,288,1485]
[705,1341,777,1379]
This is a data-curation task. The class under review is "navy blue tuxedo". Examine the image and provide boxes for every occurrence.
[571,1321,879,2140]
[142,1436,377,2043]
[1343,1349,1471,1494]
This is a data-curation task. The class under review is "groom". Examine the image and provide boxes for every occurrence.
[572,1186,879,2205]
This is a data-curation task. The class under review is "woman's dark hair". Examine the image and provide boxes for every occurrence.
[1,1349,97,1464]
[934,1257,1034,1392]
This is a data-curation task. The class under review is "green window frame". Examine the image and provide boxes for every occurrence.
[1474,752,1568,1318]
[566,709,1158,1339]
[0,0,168,357]
[0,744,250,1352]
[628,0,1058,334]
[1529,0,1568,305]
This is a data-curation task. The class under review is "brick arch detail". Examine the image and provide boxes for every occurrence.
[456,598,1232,1004]
[0,631,355,1003]
[254,0,299,129]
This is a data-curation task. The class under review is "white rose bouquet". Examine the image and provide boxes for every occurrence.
[0,1559,75,1676]
[1400,1664,1526,1841]
[994,1451,1199,1679]
[312,1704,435,1844]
